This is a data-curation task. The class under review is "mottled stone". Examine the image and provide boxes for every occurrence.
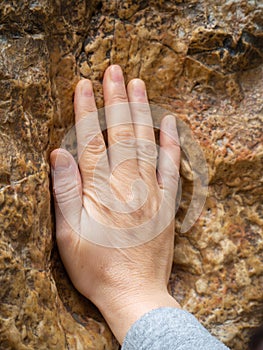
[0,1,118,349]
[0,1,262,350]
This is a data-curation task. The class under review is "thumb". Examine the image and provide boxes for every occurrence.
[50,148,82,238]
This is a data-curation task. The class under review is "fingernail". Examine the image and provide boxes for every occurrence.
[165,115,177,132]
[51,152,71,172]
[164,115,179,144]
[132,79,146,98]
[109,65,123,83]
[80,79,93,97]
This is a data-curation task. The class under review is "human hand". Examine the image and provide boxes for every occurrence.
[50,65,181,344]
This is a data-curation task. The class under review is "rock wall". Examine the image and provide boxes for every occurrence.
[0,1,262,349]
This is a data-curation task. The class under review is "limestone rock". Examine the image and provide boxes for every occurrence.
[0,1,118,349]
[0,1,262,350]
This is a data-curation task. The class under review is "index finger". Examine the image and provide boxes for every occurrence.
[74,79,110,193]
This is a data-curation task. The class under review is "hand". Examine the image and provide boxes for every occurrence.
[50,65,181,344]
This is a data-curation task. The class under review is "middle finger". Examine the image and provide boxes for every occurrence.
[103,65,138,178]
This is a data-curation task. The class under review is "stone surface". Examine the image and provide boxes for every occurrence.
[0,1,262,349]
[0,1,118,349]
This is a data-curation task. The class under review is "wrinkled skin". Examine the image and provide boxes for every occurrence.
[50,65,181,344]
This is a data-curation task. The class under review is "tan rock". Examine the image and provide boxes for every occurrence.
[0,1,262,349]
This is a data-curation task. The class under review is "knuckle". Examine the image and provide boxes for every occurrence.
[170,171,180,183]
[138,142,157,159]
[133,104,150,115]
[86,135,106,154]
[78,105,97,117]
[112,127,135,144]
[172,142,181,151]
[167,167,180,183]
[53,184,81,204]
[110,93,128,104]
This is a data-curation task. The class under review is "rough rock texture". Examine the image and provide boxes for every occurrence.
[0,1,118,349]
[0,1,262,350]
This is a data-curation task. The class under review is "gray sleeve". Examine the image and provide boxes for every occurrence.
[121,307,230,350]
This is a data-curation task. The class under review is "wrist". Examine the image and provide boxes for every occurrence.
[98,288,180,344]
